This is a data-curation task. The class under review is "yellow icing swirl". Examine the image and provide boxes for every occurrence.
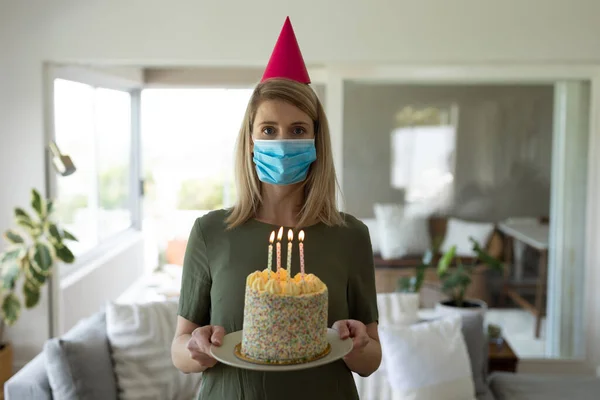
[246,271,263,286]
[264,279,282,294]
[251,277,265,291]
[281,279,301,295]
[246,269,326,296]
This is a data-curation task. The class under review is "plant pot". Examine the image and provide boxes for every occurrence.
[435,298,488,318]
[0,342,13,388]
[390,292,421,325]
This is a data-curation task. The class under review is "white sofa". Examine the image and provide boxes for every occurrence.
[7,295,600,399]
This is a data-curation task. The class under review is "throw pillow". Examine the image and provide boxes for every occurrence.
[379,315,477,400]
[440,218,495,256]
[374,203,431,260]
[44,311,118,400]
[105,300,202,400]
[456,313,490,398]
[377,292,420,325]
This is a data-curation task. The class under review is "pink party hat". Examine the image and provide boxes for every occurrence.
[261,17,311,84]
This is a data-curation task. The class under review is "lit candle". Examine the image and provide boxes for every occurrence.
[276,226,283,271]
[299,230,305,276]
[267,231,275,272]
[286,229,293,278]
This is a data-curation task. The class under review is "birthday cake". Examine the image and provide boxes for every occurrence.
[237,228,329,365]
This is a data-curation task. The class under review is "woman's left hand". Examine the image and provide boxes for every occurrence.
[332,319,370,356]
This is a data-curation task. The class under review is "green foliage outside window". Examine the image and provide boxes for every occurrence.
[177,179,228,210]
[98,164,129,210]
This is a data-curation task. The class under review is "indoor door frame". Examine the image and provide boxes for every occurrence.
[316,63,600,369]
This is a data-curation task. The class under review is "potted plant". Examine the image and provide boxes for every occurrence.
[434,237,503,316]
[0,189,77,385]
[393,250,433,324]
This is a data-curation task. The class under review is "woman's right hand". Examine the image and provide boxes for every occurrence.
[186,325,226,369]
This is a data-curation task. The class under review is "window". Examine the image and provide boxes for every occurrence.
[140,88,252,271]
[53,78,134,255]
[391,105,457,204]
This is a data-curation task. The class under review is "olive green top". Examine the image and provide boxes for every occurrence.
[178,209,378,400]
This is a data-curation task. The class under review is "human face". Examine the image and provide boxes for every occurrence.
[251,99,315,142]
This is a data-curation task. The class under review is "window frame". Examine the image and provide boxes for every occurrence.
[44,64,143,278]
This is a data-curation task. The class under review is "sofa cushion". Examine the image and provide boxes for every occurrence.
[5,352,52,400]
[379,315,477,399]
[44,310,118,400]
[360,295,494,400]
[440,218,495,256]
[374,203,432,260]
[106,300,202,400]
[488,372,600,400]
[414,312,491,398]
[460,313,490,398]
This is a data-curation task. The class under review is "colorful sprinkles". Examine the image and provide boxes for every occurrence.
[234,342,331,365]
[240,283,329,364]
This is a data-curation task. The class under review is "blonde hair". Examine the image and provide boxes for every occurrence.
[226,78,344,229]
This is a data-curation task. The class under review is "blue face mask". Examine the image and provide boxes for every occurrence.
[252,139,317,185]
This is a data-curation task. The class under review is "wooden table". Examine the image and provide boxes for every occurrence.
[498,221,549,338]
[488,338,519,373]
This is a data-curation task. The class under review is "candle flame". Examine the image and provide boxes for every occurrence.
[269,231,275,244]
[299,230,305,242]
[277,226,284,241]
[287,229,293,241]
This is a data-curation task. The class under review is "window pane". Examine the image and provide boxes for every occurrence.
[53,79,98,255]
[141,88,251,272]
[95,88,132,240]
[53,79,134,257]
[392,125,456,203]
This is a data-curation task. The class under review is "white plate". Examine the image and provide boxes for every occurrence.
[210,328,353,372]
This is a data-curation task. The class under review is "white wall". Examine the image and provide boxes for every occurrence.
[343,83,554,221]
[58,234,144,337]
[2,0,600,367]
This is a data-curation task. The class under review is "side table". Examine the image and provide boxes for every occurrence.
[498,221,549,338]
[488,338,519,373]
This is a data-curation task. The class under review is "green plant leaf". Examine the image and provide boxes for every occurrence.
[61,229,78,242]
[396,276,414,293]
[470,237,503,271]
[414,265,426,292]
[14,207,30,220]
[4,229,24,244]
[1,292,21,326]
[0,247,24,264]
[31,242,53,275]
[437,245,456,276]
[16,216,37,233]
[2,262,20,290]
[23,282,41,308]
[46,200,54,216]
[441,270,472,302]
[441,271,460,292]
[23,258,46,286]
[47,223,62,245]
[15,207,38,233]
[31,189,45,219]
[54,244,75,264]
[413,255,431,292]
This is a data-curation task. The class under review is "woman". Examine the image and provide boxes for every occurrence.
[171,18,380,400]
